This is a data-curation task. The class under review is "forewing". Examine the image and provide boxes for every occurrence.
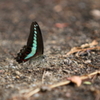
[25,22,44,59]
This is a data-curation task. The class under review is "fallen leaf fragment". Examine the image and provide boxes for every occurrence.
[55,23,68,28]
[67,76,82,87]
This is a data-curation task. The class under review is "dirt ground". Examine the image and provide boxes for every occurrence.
[0,0,100,100]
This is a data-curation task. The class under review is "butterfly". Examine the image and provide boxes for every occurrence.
[15,21,44,63]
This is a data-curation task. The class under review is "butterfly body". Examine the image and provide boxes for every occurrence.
[15,22,44,63]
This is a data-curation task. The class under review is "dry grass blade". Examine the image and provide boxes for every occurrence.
[66,40,100,56]
[66,46,100,56]
[81,40,98,48]
[49,81,70,89]
[24,88,40,98]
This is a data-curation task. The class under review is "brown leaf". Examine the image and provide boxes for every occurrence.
[67,76,82,87]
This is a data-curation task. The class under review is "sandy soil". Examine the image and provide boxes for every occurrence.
[0,0,100,100]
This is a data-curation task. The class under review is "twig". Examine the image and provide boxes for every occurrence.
[49,80,70,89]
[66,46,100,56]
[80,70,100,80]
[25,88,40,98]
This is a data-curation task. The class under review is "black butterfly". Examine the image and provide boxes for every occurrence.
[15,22,44,63]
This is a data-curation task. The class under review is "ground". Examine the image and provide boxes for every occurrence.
[0,0,100,100]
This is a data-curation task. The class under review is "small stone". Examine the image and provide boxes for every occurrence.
[91,9,100,19]
[15,71,21,75]
[65,92,71,97]
[34,93,40,98]
[84,60,91,64]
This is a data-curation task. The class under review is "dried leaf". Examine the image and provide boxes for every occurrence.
[67,76,82,87]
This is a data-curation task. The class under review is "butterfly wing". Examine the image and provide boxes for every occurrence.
[25,21,44,60]
[27,22,43,55]
[15,22,44,63]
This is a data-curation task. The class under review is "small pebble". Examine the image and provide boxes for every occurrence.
[91,9,100,19]
[84,60,91,64]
